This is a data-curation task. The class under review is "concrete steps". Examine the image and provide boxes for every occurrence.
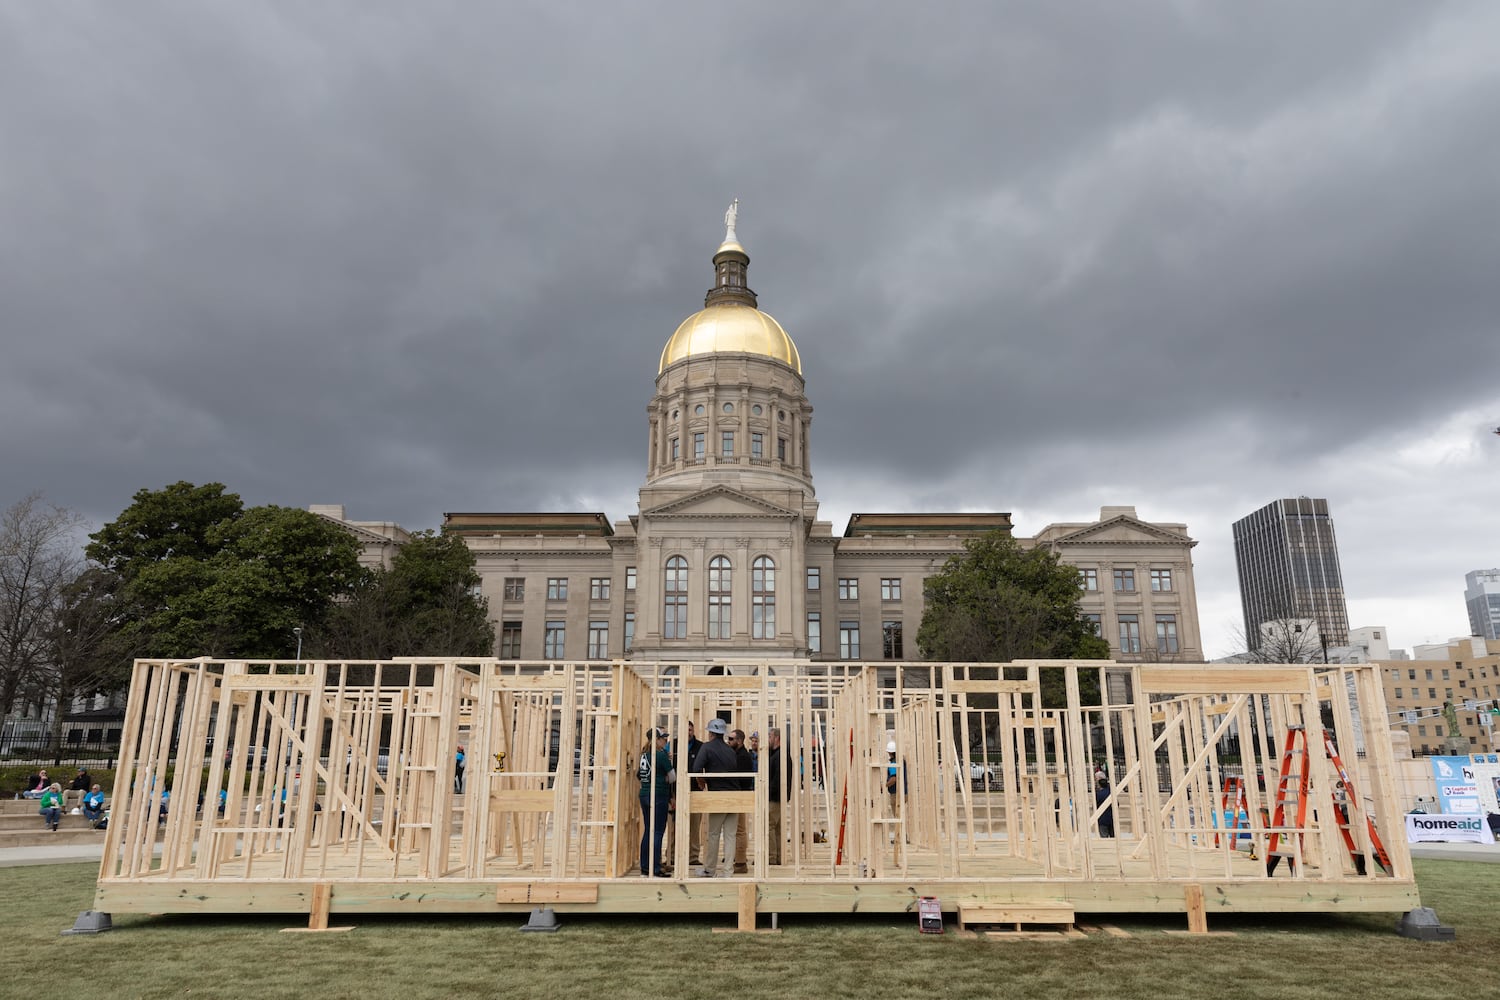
[2,794,110,847]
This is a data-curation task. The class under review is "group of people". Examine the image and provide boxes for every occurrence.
[636,720,791,878]
[22,767,107,832]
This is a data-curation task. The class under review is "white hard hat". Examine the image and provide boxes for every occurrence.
[886,741,897,753]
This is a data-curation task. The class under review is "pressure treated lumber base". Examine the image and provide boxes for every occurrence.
[94,875,1420,925]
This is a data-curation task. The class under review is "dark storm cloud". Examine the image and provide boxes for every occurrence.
[3,2,1497,654]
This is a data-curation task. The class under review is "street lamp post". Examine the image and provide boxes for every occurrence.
[293,626,303,665]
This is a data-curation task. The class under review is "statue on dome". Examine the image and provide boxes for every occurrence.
[723,198,739,244]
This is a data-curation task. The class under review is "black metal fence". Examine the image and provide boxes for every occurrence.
[1,732,122,769]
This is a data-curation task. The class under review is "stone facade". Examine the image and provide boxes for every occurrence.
[316,223,1204,667]
[1379,636,1500,756]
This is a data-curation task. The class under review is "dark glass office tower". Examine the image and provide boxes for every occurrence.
[1232,498,1349,651]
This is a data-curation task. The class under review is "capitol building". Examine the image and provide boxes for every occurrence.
[316,211,1204,668]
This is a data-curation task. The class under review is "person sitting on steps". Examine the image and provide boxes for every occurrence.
[39,783,65,832]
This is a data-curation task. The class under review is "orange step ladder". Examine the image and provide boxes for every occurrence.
[1215,775,1249,848]
[1265,725,1390,876]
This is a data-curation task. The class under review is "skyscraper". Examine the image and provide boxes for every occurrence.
[1465,569,1500,641]
[1232,498,1349,652]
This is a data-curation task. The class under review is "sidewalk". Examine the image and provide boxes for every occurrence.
[0,841,105,868]
[1408,841,1500,863]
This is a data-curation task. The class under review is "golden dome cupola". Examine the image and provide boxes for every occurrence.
[658,201,802,374]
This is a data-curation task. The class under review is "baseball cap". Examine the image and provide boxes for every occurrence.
[648,727,669,740]
[706,718,729,735]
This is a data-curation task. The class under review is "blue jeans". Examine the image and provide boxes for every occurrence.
[639,793,670,876]
[41,807,61,828]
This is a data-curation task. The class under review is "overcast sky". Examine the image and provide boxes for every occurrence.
[4,2,1498,658]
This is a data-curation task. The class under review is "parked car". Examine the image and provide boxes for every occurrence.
[948,759,999,790]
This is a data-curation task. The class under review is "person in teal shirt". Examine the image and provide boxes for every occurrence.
[637,728,673,877]
[82,784,106,825]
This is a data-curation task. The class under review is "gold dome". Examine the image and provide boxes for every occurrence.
[658,302,802,374]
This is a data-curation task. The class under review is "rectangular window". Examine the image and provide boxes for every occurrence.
[708,593,731,639]
[590,577,610,601]
[1408,669,1416,680]
[1118,614,1141,654]
[751,433,764,459]
[1083,613,1101,637]
[500,621,522,658]
[807,612,821,653]
[838,578,859,600]
[880,578,901,601]
[1155,614,1179,654]
[1429,687,1437,699]
[1150,568,1173,592]
[693,432,705,460]
[587,621,608,659]
[807,567,820,590]
[503,577,525,601]
[1113,568,1135,593]
[839,621,860,659]
[547,577,568,601]
[882,621,903,659]
[752,559,776,639]
[1079,569,1098,592]
[625,567,636,591]
[670,437,680,461]
[544,620,566,658]
[1425,669,1433,680]
[721,430,734,456]
[777,437,787,461]
[624,612,635,651]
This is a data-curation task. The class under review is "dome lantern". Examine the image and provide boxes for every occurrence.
[658,203,802,374]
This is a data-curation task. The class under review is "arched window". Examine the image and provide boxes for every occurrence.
[708,556,732,639]
[752,556,775,639]
[664,556,688,640]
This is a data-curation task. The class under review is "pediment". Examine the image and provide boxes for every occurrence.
[1048,516,1193,547]
[314,513,401,545]
[642,486,799,520]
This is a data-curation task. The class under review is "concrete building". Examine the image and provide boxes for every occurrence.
[1465,569,1500,642]
[1232,497,1350,651]
[1379,636,1500,756]
[318,216,1204,667]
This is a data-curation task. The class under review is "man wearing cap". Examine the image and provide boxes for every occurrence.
[691,718,738,877]
[637,728,673,877]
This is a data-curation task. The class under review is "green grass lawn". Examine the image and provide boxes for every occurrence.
[2,861,1494,1000]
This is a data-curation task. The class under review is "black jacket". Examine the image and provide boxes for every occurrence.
[692,737,739,792]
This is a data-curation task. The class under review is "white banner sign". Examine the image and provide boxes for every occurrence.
[1406,813,1496,845]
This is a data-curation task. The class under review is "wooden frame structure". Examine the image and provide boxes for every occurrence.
[94,658,1420,930]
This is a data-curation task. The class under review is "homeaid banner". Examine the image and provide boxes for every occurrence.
[1405,813,1495,845]
[1430,756,1479,814]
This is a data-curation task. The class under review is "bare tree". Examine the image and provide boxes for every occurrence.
[0,493,85,717]
[1229,615,1328,664]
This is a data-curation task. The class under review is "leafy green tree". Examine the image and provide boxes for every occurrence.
[311,531,493,659]
[918,530,1110,708]
[87,481,243,577]
[87,484,363,658]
